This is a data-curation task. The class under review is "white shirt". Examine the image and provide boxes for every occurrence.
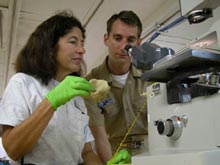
[111,71,129,88]
[0,73,94,165]
[0,138,9,160]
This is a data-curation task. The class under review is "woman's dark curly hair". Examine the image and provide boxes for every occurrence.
[15,10,85,85]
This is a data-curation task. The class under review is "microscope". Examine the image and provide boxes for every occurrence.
[127,0,220,164]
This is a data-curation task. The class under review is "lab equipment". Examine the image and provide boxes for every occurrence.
[129,0,220,164]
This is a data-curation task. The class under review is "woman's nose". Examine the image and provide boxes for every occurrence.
[77,45,85,54]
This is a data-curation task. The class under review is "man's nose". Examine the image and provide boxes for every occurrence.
[120,39,129,49]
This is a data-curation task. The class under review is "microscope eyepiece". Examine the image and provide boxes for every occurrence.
[124,45,133,52]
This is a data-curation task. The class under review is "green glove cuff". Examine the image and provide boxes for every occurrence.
[46,91,59,110]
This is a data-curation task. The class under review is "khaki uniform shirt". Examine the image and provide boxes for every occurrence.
[85,57,151,154]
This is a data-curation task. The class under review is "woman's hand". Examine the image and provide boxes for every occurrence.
[46,76,94,110]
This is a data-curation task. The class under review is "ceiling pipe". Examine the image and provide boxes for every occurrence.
[83,0,104,27]
[4,0,21,88]
[141,0,181,42]
[141,10,183,41]
[0,11,2,48]
[148,15,186,42]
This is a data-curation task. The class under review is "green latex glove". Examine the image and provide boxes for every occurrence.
[46,76,94,110]
[107,149,131,165]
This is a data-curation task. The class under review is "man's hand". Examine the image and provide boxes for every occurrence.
[46,76,94,110]
[107,149,131,165]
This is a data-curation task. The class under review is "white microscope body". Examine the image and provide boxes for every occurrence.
[131,0,220,164]
[132,83,220,165]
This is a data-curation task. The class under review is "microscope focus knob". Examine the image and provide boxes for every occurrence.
[156,119,174,136]
[155,116,185,140]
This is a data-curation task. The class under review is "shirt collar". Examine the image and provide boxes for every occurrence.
[100,56,143,81]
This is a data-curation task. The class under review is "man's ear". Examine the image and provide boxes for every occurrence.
[104,33,108,46]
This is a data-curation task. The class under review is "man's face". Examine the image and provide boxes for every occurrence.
[104,19,141,65]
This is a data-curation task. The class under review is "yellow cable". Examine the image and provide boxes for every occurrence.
[112,92,149,159]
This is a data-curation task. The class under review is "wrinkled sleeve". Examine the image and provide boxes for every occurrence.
[0,78,30,127]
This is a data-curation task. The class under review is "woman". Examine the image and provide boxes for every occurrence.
[0,11,102,165]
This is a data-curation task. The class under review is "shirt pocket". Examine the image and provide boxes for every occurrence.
[103,102,120,118]
[132,96,147,115]
[72,111,89,140]
[132,96,148,132]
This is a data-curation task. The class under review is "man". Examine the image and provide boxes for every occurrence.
[85,10,150,164]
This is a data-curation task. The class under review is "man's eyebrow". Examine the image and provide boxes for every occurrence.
[112,33,137,39]
[112,34,122,37]
[128,36,137,40]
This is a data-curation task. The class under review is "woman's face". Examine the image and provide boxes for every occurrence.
[55,27,85,77]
